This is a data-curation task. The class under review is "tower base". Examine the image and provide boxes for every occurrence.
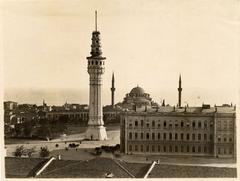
[85,125,108,141]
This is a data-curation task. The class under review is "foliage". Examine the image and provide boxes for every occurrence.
[14,145,25,157]
[39,146,50,158]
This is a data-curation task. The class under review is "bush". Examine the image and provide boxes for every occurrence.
[14,145,25,157]
[39,146,50,157]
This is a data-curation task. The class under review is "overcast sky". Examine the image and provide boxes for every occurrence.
[2,0,239,106]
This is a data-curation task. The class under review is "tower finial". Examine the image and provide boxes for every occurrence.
[95,10,97,31]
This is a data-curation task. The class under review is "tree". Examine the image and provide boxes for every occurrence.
[14,145,25,157]
[39,146,50,157]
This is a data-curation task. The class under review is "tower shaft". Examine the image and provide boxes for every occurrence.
[85,11,107,140]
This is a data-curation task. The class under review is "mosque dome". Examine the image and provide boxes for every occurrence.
[130,86,145,95]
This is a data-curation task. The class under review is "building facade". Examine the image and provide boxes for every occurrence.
[120,79,236,158]
[120,105,236,158]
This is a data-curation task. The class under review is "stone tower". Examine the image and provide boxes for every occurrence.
[85,11,107,140]
[178,74,182,107]
[111,72,115,106]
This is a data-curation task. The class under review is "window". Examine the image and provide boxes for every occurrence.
[135,121,138,126]
[198,121,201,128]
[135,132,138,139]
[181,121,184,127]
[164,121,166,128]
[152,121,155,127]
[129,132,132,139]
[129,145,132,151]
[158,124,161,128]
[192,134,195,141]
[158,133,161,140]
[141,145,143,152]
[218,136,221,142]
[198,146,201,153]
[187,134,190,140]
[175,133,178,140]
[141,120,143,127]
[95,61,98,65]
[152,133,155,140]
[158,145,161,152]
[169,123,172,128]
[224,137,227,142]
[146,123,149,128]
[181,146,184,152]
[198,134,201,141]
[146,145,149,152]
[192,146,195,153]
[129,123,132,127]
[169,146,172,152]
[204,146,207,153]
[181,133,184,140]
[175,146,178,152]
[141,133,144,139]
[204,134,207,141]
[210,134,213,141]
[218,148,221,154]
[163,133,166,140]
[192,121,195,128]
[187,146,189,152]
[169,133,172,140]
[146,133,149,140]
[135,145,138,151]
[100,61,102,65]
[163,146,166,152]
[229,137,232,142]
[204,122,207,129]
[152,145,155,152]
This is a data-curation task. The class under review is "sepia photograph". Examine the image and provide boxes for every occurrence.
[1,0,239,179]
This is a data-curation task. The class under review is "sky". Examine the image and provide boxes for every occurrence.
[2,0,240,106]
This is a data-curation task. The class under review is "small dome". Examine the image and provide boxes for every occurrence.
[130,86,145,95]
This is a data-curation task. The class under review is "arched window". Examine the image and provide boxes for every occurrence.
[158,133,161,140]
[187,133,190,140]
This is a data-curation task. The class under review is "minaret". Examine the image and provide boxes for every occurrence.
[85,11,107,140]
[111,72,115,107]
[178,74,182,107]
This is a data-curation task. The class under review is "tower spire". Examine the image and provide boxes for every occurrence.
[178,74,182,107]
[95,10,97,31]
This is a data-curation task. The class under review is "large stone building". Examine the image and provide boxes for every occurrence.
[120,76,236,158]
